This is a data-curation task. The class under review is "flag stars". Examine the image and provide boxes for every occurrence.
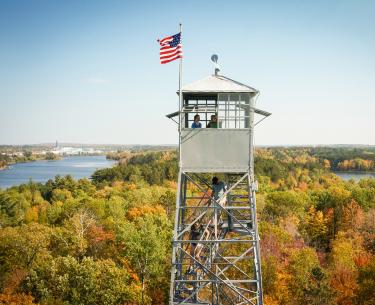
[159,32,183,64]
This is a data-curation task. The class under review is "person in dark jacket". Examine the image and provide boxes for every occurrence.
[207,114,218,128]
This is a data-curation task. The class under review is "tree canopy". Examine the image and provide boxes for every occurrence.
[0,148,374,305]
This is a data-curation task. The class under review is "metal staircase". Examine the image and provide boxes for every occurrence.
[170,172,263,305]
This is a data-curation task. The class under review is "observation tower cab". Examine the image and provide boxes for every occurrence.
[167,73,270,173]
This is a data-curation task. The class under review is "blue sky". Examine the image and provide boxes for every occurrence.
[0,0,374,145]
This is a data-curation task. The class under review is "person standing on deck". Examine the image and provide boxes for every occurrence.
[207,114,218,128]
[191,114,202,128]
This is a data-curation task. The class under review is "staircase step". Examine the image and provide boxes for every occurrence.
[173,303,210,305]
[224,206,251,210]
[221,220,251,226]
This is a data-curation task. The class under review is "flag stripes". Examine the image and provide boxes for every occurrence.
[158,32,183,64]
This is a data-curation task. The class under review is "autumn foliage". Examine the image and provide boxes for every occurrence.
[0,148,374,305]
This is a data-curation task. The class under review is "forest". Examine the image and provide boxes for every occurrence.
[0,147,374,305]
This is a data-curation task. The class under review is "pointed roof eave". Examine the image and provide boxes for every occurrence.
[179,74,259,94]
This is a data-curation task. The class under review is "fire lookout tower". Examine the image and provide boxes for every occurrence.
[167,58,271,305]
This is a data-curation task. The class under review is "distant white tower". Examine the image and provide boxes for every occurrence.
[167,56,271,305]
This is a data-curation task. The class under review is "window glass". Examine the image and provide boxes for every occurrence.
[217,93,251,128]
[184,96,217,128]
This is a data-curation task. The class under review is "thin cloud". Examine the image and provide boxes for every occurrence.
[85,77,109,84]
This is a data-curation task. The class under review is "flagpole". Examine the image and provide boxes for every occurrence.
[178,23,183,167]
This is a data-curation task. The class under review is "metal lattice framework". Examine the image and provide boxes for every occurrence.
[167,71,270,305]
[169,172,263,305]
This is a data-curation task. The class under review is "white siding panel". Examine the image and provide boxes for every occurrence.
[181,129,250,173]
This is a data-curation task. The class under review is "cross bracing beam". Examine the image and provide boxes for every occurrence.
[170,172,262,305]
[176,247,256,305]
[184,173,254,236]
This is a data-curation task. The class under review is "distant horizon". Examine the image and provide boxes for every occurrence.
[1,142,375,148]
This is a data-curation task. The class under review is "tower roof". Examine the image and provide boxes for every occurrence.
[181,74,258,94]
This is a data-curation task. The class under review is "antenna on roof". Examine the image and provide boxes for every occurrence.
[211,54,220,75]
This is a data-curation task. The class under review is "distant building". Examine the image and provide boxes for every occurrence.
[49,144,103,156]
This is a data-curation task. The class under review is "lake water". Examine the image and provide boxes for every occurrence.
[335,172,375,181]
[0,156,116,189]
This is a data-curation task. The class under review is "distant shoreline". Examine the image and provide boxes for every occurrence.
[0,155,115,189]
[333,170,375,174]
[0,155,62,172]
[0,154,111,171]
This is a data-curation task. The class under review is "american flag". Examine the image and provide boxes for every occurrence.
[158,32,183,64]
